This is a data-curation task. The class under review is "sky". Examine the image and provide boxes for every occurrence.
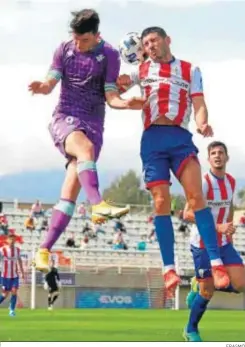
[0,0,245,200]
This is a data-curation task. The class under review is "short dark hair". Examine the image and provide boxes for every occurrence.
[70,9,100,35]
[141,26,167,40]
[208,141,228,155]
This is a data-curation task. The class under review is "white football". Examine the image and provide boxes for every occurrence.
[119,32,141,65]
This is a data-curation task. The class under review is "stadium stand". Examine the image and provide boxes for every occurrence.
[0,206,243,310]
[3,208,245,276]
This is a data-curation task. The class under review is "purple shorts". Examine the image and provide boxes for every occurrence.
[49,114,103,164]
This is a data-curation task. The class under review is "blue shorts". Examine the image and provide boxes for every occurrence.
[1,277,19,291]
[191,243,244,280]
[140,125,199,188]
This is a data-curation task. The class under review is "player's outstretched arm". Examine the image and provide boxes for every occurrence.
[191,66,213,137]
[104,48,142,109]
[28,78,59,95]
[105,90,146,110]
[193,96,208,126]
[193,96,213,137]
[28,43,64,95]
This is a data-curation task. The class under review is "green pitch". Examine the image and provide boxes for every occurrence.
[0,309,244,342]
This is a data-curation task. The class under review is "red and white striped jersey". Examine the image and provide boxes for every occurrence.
[130,57,203,130]
[0,246,20,279]
[190,171,236,248]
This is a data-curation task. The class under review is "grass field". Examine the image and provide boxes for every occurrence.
[0,309,244,342]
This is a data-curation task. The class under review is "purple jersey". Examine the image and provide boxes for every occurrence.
[48,39,120,128]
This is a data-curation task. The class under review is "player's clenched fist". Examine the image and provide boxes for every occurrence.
[217,222,236,235]
[117,75,132,88]
[197,124,214,137]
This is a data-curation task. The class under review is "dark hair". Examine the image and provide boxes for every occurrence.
[70,9,100,35]
[208,141,228,155]
[141,26,167,40]
[142,52,148,61]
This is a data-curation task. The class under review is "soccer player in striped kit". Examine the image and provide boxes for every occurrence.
[183,141,245,341]
[0,233,25,316]
[117,27,230,296]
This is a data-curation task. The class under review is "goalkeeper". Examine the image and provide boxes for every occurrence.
[44,265,61,310]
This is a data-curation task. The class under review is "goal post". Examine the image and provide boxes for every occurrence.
[31,247,36,310]
[24,249,181,310]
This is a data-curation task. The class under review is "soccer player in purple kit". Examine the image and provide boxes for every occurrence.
[28,9,145,272]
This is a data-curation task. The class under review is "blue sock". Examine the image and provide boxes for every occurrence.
[154,215,175,267]
[217,284,239,294]
[187,293,209,333]
[0,294,5,304]
[195,208,221,263]
[10,295,17,311]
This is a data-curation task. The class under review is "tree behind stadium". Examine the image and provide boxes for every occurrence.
[237,188,245,207]
[102,170,151,206]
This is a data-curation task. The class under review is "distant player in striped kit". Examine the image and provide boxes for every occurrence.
[117,27,230,296]
[0,234,25,316]
[183,141,245,341]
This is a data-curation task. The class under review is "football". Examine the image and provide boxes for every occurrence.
[119,32,142,65]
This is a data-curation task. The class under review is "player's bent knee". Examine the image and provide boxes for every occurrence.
[66,131,95,159]
[232,282,245,293]
[199,287,214,300]
[186,192,206,211]
[11,288,18,295]
[150,186,171,215]
[153,196,170,215]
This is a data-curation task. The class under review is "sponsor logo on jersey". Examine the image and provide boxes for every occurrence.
[207,200,231,208]
[141,77,189,90]
[96,54,105,62]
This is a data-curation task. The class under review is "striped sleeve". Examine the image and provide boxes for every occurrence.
[190,66,204,98]
[226,173,236,194]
